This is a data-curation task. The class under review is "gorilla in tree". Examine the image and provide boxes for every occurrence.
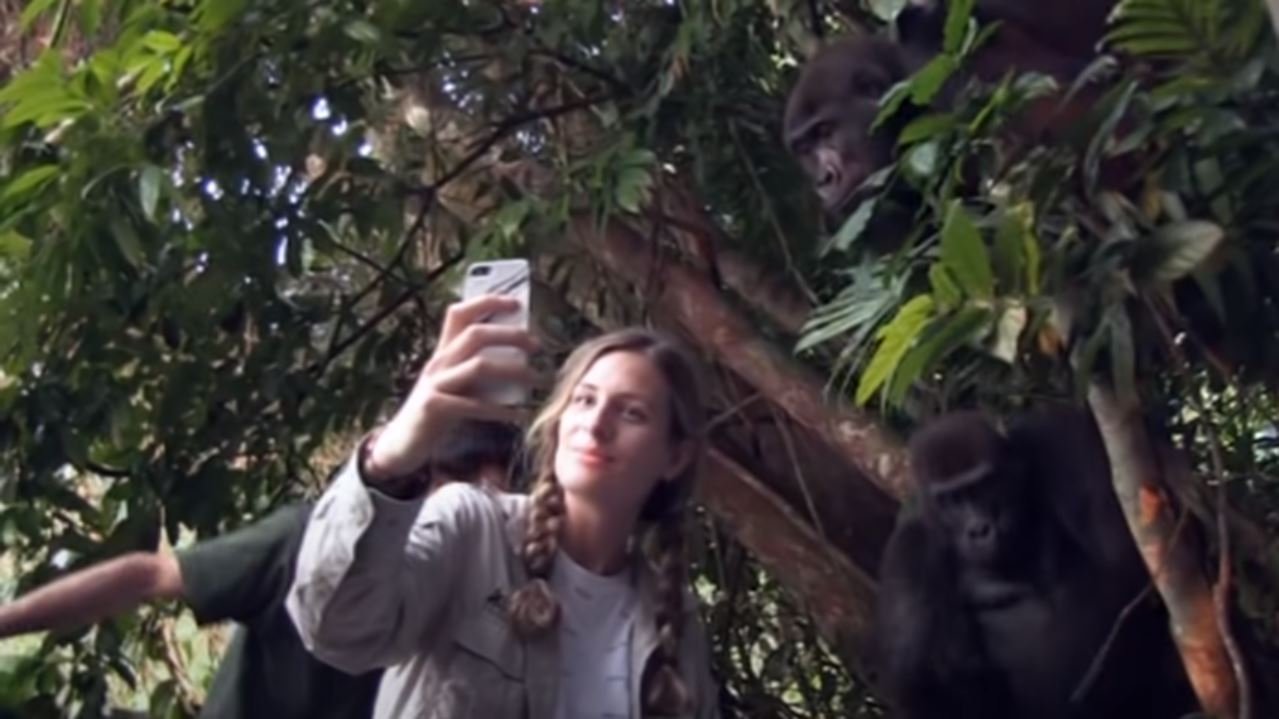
[875,408,1197,719]
[784,0,1117,216]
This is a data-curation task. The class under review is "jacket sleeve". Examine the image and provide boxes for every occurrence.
[285,453,492,674]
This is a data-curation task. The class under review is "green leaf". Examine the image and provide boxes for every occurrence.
[0,230,31,262]
[344,19,382,45]
[196,0,248,33]
[929,264,962,310]
[898,113,957,145]
[857,295,935,405]
[141,30,182,53]
[822,197,877,256]
[138,165,163,222]
[797,267,904,353]
[19,0,57,30]
[614,166,653,213]
[889,304,992,401]
[109,218,145,269]
[943,0,975,53]
[0,164,60,204]
[992,203,1032,293]
[940,201,993,299]
[1084,80,1139,194]
[910,54,960,106]
[904,140,940,181]
[1132,220,1225,285]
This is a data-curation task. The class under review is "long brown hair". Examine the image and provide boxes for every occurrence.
[506,327,706,715]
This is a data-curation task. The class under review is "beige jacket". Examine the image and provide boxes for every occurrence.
[286,456,720,719]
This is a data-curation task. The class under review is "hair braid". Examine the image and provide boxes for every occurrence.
[642,510,692,715]
[507,475,565,638]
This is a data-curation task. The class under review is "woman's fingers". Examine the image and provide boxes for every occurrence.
[432,354,542,397]
[439,295,523,347]
[434,323,538,370]
[430,392,531,425]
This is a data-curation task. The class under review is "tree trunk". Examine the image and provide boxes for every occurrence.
[700,448,879,671]
[1087,383,1239,718]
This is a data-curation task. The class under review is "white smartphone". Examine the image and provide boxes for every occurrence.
[460,259,531,406]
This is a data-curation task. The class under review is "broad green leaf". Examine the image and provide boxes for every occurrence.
[857,295,935,405]
[898,113,957,146]
[1132,220,1225,285]
[19,0,57,30]
[344,19,382,45]
[1,91,92,129]
[0,230,31,262]
[797,267,904,353]
[138,165,163,222]
[889,304,992,401]
[1084,80,1139,194]
[822,198,877,256]
[109,218,145,268]
[614,167,652,213]
[929,264,962,310]
[196,0,248,33]
[0,164,60,204]
[940,201,993,299]
[942,0,975,53]
[992,203,1032,293]
[910,55,959,105]
[141,30,183,53]
[905,140,940,181]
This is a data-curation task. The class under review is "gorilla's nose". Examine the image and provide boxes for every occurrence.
[968,522,994,543]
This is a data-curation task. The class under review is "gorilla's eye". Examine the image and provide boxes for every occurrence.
[853,77,886,98]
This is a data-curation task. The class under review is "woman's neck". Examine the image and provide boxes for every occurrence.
[559,492,636,575]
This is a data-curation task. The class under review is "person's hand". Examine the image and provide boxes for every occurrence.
[364,295,538,482]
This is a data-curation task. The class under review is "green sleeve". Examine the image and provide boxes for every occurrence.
[177,502,311,625]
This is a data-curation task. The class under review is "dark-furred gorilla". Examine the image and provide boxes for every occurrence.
[874,408,1197,718]
[784,0,1117,216]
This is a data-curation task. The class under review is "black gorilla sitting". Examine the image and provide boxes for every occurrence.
[874,408,1197,719]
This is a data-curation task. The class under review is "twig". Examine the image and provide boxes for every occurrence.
[315,251,465,373]
[768,405,828,543]
[1070,582,1156,703]
[530,48,632,97]
[1208,424,1253,719]
[428,94,611,191]
[706,392,763,431]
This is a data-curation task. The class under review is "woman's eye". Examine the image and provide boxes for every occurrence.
[572,393,594,407]
[622,406,648,422]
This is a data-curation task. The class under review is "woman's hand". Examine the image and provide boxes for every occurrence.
[364,295,538,482]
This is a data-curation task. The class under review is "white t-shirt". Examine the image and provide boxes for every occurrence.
[551,551,639,719]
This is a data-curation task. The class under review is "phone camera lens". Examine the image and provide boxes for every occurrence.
[470,266,491,276]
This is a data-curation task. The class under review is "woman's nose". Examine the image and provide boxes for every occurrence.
[583,404,614,440]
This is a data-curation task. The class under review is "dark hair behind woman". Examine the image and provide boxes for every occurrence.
[428,420,522,486]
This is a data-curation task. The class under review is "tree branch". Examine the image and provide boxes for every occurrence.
[1086,382,1239,717]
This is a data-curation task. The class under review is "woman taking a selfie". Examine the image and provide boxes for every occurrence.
[287,294,720,718]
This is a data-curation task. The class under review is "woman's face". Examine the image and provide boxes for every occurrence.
[553,350,689,517]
